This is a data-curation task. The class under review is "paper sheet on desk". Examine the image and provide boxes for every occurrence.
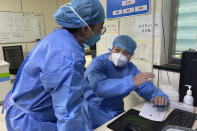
[139,103,167,122]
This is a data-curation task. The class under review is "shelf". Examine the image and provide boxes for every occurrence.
[153,64,181,73]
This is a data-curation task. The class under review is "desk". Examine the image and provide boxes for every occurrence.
[94,102,197,131]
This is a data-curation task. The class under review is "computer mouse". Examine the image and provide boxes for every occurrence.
[124,123,143,131]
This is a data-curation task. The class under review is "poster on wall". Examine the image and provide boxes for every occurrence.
[0,12,45,43]
[135,15,161,37]
[119,16,161,64]
[105,20,119,49]
[97,20,119,56]
[107,0,150,19]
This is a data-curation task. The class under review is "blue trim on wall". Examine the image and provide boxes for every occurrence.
[0,77,10,82]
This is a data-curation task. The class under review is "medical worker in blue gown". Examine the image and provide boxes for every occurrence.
[82,35,170,129]
[2,0,105,131]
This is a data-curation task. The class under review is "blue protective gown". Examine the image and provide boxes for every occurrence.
[82,53,169,129]
[3,29,91,131]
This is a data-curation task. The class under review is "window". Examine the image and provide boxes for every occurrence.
[170,0,197,64]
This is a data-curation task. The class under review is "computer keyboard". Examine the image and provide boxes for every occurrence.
[162,109,197,128]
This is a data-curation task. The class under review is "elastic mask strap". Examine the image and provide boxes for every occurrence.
[54,26,63,31]
[75,33,87,42]
[60,3,71,8]
[69,5,95,36]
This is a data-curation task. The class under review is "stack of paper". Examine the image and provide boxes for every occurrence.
[139,103,167,122]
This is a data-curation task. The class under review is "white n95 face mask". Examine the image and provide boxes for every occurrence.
[110,53,128,67]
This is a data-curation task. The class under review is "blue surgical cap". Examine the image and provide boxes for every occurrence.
[54,0,105,28]
[112,35,137,55]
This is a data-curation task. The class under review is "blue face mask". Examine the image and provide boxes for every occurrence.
[84,33,101,47]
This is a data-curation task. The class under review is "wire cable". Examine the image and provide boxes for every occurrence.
[151,0,156,73]
[25,43,28,54]
[19,0,24,16]
[157,69,160,89]
[161,0,171,84]
[166,71,171,84]
[56,0,59,9]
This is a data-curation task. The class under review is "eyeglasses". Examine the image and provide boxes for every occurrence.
[100,27,106,35]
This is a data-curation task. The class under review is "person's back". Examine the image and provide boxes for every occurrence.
[5,28,86,131]
[3,0,105,130]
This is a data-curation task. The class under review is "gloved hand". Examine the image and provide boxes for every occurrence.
[151,96,168,106]
[133,72,155,86]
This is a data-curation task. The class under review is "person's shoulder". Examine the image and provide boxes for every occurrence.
[85,53,109,75]
[46,29,70,40]
[95,52,110,61]
[128,61,138,69]
[88,53,110,68]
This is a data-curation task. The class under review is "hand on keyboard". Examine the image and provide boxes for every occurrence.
[151,96,168,106]
[155,105,168,112]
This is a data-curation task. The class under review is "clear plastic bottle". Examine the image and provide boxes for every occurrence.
[183,85,194,106]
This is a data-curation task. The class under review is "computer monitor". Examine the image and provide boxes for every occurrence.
[179,50,197,106]
[2,45,24,75]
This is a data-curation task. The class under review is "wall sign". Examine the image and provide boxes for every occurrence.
[107,0,150,19]
[0,12,45,43]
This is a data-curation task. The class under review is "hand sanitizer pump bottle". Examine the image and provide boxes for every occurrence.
[183,85,194,105]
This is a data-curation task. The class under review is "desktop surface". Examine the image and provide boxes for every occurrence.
[107,108,196,131]
[100,102,197,131]
[161,125,197,131]
[94,103,197,131]
[107,109,162,131]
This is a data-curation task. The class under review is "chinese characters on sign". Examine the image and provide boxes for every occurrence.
[107,0,150,19]
[138,23,159,33]
[135,15,161,37]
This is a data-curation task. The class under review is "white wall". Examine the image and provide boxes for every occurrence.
[0,0,71,58]
[99,0,180,110]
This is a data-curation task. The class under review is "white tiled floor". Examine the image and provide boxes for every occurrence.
[0,106,7,131]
